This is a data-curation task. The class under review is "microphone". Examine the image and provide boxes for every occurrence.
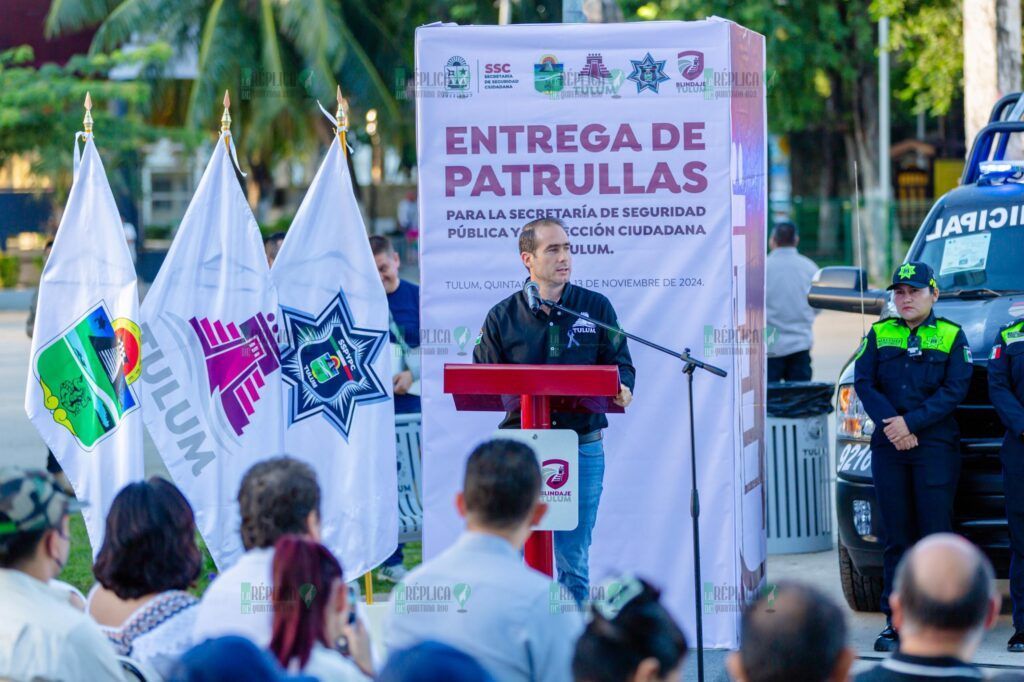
[524,281,542,312]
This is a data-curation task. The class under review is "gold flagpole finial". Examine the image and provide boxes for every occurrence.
[335,85,348,153]
[83,91,94,135]
[221,90,232,133]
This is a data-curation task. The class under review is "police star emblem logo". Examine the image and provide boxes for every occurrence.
[898,263,917,279]
[627,52,670,93]
[279,292,389,440]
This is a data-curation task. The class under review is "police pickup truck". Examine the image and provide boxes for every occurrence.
[809,95,1024,610]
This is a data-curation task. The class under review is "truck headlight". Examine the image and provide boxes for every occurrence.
[837,384,874,439]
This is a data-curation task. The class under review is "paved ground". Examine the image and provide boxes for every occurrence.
[3,306,1023,677]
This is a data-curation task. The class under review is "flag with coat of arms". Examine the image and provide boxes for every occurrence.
[271,121,398,578]
[25,130,144,555]
[139,122,284,569]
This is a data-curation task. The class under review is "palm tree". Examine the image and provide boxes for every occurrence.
[46,0,405,218]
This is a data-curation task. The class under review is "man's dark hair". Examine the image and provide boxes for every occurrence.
[518,217,566,255]
[369,235,394,256]
[462,439,541,529]
[264,231,287,246]
[738,581,847,682]
[573,578,687,682]
[895,545,994,631]
[93,477,202,599]
[238,457,321,550]
[0,528,48,569]
[771,222,797,247]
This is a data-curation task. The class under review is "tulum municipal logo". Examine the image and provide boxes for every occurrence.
[279,291,389,440]
[33,303,142,450]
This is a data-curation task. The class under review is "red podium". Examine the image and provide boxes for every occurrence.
[443,363,622,575]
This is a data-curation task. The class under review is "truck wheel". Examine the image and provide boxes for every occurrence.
[838,541,884,612]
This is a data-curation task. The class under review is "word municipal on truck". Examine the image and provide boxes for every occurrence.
[924,205,1024,241]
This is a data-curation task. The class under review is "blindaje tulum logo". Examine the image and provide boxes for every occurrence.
[189,312,281,437]
[33,304,141,449]
[542,459,570,490]
[279,291,389,440]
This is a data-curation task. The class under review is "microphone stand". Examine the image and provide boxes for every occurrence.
[536,295,726,682]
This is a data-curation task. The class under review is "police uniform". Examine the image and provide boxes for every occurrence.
[473,281,635,601]
[987,319,1024,648]
[852,262,972,631]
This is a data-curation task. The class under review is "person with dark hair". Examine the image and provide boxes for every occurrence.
[169,635,317,682]
[193,456,322,646]
[0,467,124,680]
[385,438,583,681]
[855,534,1000,681]
[265,231,287,267]
[86,477,202,677]
[474,217,635,603]
[380,641,495,682]
[573,576,687,682]
[854,262,973,651]
[269,535,372,680]
[727,581,853,682]
[766,221,819,382]
[369,234,421,583]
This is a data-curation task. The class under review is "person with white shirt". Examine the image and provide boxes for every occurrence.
[192,456,322,646]
[0,467,125,681]
[765,222,820,382]
[385,438,584,682]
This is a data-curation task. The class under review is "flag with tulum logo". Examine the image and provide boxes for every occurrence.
[139,131,284,569]
[271,134,397,577]
[25,134,144,555]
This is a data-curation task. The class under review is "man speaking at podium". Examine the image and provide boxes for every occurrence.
[473,217,635,602]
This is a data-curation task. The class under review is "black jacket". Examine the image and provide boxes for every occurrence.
[473,282,635,434]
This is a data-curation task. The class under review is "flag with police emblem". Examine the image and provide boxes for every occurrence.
[271,135,397,577]
[25,134,144,556]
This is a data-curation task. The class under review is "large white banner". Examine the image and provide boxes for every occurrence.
[415,20,766,647]
[139,132,284,569]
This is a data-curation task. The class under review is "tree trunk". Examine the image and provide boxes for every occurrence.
[964,0,1021,151]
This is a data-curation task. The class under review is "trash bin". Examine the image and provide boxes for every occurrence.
[766,382,834,554]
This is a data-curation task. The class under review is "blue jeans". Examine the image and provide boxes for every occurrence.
[554,439,605,603]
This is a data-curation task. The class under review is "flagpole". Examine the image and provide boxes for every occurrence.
[336,84,375,607]
[335,85,349,155]
[83,92,93,137]
[221,90,232,152]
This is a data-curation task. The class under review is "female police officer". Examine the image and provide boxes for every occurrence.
[987,316,1024,651]
[854,261,972,652]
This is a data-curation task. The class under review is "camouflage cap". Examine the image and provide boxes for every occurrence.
[0,467,85,538]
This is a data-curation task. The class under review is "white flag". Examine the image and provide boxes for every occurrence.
[25,135,143,555]
[271,136,397,577]
[139,132,284,569]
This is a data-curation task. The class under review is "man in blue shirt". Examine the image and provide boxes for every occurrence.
[370,235,420,582]
[384,439,582,682]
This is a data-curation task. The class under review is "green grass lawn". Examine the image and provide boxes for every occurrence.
[62,513,420,602]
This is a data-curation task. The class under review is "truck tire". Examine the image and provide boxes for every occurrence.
[838,541,884,612]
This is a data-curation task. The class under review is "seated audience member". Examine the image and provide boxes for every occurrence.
[379,641,495,682]
[572,576,687,682]
[0,467,124,680]
[168,635,316,682]
[727,581,853,682]
[270,535,372,680]
[386,438,583,681]
[193,456,321,645]
[264,231,287,267]
[88,477,202,678]
[856,534,1001,681]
